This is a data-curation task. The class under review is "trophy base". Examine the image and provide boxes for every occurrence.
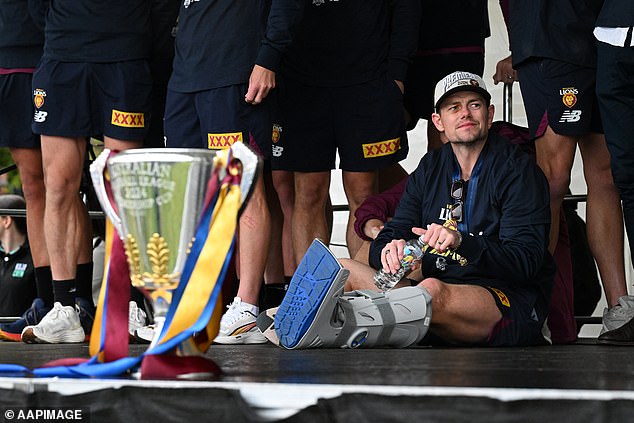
[140,353,222,380]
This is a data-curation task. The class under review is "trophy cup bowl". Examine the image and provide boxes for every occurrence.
[90,144,259,349]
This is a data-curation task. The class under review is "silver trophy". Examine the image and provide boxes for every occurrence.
[90,144,259,349]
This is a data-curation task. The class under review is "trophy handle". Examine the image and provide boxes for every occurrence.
[89,148,124,238]
[229,142,261,205]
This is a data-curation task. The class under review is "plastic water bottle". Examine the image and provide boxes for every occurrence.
[373,236,425,292]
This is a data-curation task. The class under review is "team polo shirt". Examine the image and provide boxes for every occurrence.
[0,0,45,68]
[0,243,36,316]
[508,0,603,67]
[281,0,420,87]
[43,0,151,62]
[169,0,303,93]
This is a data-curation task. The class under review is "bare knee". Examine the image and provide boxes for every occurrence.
[543,169,571,202]
[295,175,329,209]
[418,278,446,310]
[20,175,45,205]
[11,151,45,202]
[272,171,295,207]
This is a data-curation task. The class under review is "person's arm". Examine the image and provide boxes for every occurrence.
[492,0,517,85]
[353,177,408,241]
[370,168,426,270]
[388,0,421,90]
[245,0,304,104]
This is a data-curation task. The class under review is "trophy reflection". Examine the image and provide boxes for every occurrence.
[91,144,258,353]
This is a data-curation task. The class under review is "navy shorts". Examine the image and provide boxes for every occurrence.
[32,58,153,141]
[518,58,602,139]
[0,73,39,148]
[404,52,484,126]
[482,284,549,346]
[163,84,273,159]
[271,76,408,172]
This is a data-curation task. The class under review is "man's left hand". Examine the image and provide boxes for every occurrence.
[245,65,275,105]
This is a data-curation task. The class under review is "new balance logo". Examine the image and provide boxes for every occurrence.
[33,110,48,123]
[559,110,582,123]
[272,145,284,157]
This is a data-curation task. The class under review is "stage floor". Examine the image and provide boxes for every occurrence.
[0,340,633,422]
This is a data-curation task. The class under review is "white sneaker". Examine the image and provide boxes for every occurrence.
[214,297,266,344]
[134,324,155,343]
[128,301,147,336]
[601,295,634,334]
[21,302,85,344]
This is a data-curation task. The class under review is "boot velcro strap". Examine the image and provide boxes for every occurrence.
[337,290,396,347]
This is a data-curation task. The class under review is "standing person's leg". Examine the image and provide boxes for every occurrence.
[166,85,272,344]
[269,169,296,278]
[597,42,634,259]
[24,59,151,343]
[578,133,627,307]
[597,42,634,258]
[40,137,86,291]
[517,58,586,342]
[10,149,48,272]
[336,76,408,258]
[270,78,337,263]
[521,58,632,337]
[234,175,270,307]
[220,86,279,344]
[293,171,332,262]
[215,174,270,344]
[534,128,577,253]
[594,42,634,344]
[22,60,94,343]
[262,170,294,309]
[21,136,89,343]
[0,71,53,340]
[343,170,378,258]
[10,148,54,304]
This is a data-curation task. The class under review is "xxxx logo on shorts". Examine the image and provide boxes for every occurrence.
[33,89,46,109]
[559,87,578,108]
[489,287,510,307]
[362,137,401,158]
[111,110,145,128]
[208,132,243,150]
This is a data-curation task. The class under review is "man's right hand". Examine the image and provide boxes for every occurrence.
[380,239,407,274]
[363,218,384,240]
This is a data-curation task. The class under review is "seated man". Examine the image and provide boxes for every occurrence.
[270,71,555,348]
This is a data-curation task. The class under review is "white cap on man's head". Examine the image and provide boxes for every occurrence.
[434,71,491,110]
